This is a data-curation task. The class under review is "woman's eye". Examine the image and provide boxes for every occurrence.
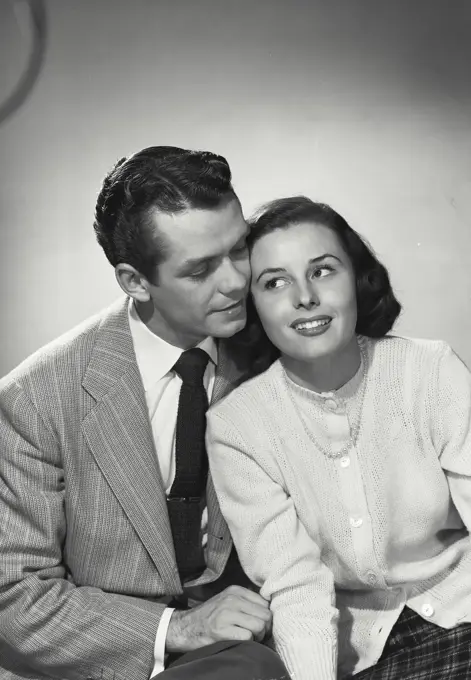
[265,278,287,290]
[312,266,333,279]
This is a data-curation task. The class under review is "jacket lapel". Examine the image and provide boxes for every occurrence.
[81,298,181,593]
[211,339,251,405]
[198,339,252,581]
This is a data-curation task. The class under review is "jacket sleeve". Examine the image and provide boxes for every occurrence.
[0,380,165,680]
[206,408,338,680]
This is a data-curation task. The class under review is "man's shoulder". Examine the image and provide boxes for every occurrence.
[0,297,129,392]
[209,358,281,422]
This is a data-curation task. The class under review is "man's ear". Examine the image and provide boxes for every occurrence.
[115,264,151,302]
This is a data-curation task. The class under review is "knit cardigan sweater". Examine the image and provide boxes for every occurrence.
[206,335,471,680]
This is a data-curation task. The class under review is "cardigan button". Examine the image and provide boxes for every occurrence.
[324,398,338,410]
[366,571,377,586]
[349,517,363,528]
[422,603,434,617]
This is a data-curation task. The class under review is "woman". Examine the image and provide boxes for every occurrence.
[206,197,471,680]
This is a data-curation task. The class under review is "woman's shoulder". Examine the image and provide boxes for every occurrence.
[366,333,454,370]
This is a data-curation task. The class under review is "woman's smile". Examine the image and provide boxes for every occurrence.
[289,315,332,335]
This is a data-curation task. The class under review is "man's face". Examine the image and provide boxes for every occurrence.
[143,199,250,347]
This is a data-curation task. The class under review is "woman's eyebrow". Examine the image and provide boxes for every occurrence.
[256,267,286,283]
[308,254,342,265]
[256,254,342,283]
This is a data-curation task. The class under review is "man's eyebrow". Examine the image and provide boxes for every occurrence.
[178,231,250,273]
[179,255,214,271]
[255,254,341,283]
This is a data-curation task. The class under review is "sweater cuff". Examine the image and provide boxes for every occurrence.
[278,637,337,680]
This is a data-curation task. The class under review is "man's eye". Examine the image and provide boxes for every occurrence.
[232,243,248,256]
[190,267,209,281]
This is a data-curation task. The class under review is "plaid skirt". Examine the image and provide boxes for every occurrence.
[350,606,471,679]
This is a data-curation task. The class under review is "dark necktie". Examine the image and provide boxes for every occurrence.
[167,348,210,582]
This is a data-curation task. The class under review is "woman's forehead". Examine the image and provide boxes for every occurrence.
[251,222,347,265]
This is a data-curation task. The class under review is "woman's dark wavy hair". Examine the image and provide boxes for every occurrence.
[234,196,402,376]
[93,145,236,283]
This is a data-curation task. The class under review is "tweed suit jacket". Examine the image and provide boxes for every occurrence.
[0,297,252,680]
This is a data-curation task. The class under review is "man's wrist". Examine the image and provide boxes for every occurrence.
[165,609,189,654]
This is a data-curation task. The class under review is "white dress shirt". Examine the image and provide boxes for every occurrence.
[127,299,217,677]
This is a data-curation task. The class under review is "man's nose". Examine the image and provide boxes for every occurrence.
[218,258,248,294]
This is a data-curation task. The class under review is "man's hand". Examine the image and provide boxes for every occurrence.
[165,585,272,653]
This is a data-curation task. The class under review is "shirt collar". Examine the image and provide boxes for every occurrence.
[128,298,218,394]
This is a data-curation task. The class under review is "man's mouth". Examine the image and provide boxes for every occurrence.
[218,299,245,313]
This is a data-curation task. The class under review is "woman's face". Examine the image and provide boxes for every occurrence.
[250,221,358,364]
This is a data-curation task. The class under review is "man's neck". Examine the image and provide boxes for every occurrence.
[134,300,206,349]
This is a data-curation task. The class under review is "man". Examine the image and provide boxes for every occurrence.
[0,147,288,680]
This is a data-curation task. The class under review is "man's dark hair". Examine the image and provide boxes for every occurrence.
[93,146,237,282]
[236,196,402,375]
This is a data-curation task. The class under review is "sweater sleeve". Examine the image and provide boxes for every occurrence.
[206,408,338,680]
[433,344,471,532]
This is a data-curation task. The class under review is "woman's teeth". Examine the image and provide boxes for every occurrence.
[294,318,330,330]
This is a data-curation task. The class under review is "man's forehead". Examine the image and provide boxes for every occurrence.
[153,201,242,232]
[151,203,248,263]
[176,223,248,263]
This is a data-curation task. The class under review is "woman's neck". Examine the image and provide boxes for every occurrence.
[282,335,362,393]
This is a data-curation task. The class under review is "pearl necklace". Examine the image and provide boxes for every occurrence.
[283,339,369,460]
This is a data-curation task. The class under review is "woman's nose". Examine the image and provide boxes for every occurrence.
[293,282,320,309]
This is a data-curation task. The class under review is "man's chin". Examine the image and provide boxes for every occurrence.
[212,316,247,339]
